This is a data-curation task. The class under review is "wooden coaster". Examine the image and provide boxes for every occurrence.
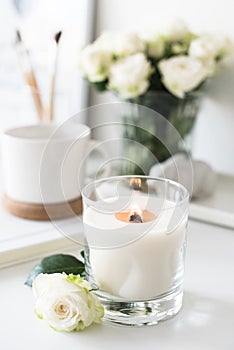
[2,194,83,221]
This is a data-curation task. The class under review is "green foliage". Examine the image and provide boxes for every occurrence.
[92,80,108,92]
[25,254,85,287]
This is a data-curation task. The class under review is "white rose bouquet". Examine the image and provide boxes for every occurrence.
[79,20,234,176]
[79,19,234,99]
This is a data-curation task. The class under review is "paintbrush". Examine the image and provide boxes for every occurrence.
[15,30,44,121]
[48,31,62,122]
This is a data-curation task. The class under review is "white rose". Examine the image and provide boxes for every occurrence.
[163,19,191,41]
[108,53,152,99]
[140,31,165,58]
[79,44,112,82]
[95,31,145,57]
[33,273,104,332]
[158,55,208,98]
[189,34,234,68]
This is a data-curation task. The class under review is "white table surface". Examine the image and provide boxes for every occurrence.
[1,219,234,350]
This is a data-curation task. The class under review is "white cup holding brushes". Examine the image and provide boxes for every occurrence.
[1,122,110,219]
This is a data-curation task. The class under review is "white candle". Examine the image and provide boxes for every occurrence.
[83,196,187,301]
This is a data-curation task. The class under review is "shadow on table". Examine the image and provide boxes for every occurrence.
[79,291,234,350]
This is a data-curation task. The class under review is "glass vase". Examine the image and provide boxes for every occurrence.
[120,91,202,175]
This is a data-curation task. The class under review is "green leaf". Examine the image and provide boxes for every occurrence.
[25,254,85,287]
[92,80,108,92]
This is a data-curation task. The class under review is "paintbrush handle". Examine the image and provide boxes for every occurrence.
[25,71,44,121]
[48,31,62,123]
[15,29,45,122]
[48,75,55,122]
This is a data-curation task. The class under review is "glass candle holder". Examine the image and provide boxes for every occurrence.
[82,176,189,326]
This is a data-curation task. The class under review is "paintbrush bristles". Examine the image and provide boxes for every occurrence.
[16,29,62,123]
[55,31,62,44]
[16,30,22,43]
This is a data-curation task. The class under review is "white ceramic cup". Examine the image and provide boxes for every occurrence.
[1,122,108,204]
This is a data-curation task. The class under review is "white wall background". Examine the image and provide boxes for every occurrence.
[0,0,94,134]
[90,0,234,175]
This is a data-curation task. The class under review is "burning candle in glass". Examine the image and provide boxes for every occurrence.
[82,176,189,326]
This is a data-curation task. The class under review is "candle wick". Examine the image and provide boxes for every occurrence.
[129,212,143,223]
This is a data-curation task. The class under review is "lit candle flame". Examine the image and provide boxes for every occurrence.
[130,178,142,191]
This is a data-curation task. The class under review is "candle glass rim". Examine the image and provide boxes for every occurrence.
[82,175,190,208]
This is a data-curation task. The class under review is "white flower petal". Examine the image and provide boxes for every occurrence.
[94,31,145,56]
[79,44,112,82]
[158,55,208,98]
[163,19,190,41]
[33,273,79,299]
[189,34,234,64]
[109,53,152,98]
[140,31,165,59]
[33,273,104,332]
